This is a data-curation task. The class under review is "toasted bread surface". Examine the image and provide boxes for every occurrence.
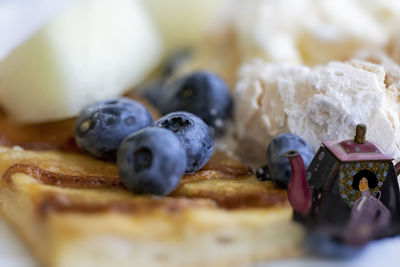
[0,146,303,267]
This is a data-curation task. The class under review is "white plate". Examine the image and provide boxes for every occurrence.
[0,215,37,267]
[1,212,400,267]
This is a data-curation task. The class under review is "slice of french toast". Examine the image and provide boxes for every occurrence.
[0,145,303,267]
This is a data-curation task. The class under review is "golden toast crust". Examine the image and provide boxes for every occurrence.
[0,146,302,267]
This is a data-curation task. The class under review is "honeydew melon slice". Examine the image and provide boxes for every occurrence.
[0,0,162,123]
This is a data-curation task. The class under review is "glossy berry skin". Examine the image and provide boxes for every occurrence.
[117,128,186,196]
[266,133,314,188]
[154,111,214,173]
[75,97,153,160]
[160,71,232,135]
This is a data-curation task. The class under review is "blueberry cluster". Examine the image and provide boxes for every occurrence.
[75,98,213,196]
[257,133,314,188]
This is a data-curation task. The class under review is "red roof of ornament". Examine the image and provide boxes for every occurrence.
[323,140,393,162]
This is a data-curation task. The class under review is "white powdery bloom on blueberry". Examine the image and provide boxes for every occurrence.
[154,111,214,173]
[74,97,153,160]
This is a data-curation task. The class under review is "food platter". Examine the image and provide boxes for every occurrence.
[0,216,37,267]
[2,0,400,266]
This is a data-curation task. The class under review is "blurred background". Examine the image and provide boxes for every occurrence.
[1,0,400,123]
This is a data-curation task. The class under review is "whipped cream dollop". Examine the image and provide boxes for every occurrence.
[233,54,400,166]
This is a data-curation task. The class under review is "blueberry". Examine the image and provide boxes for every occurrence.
[266,133,314,188]
[159,71,232,135]
[154,111,214,173]
[141,50,191,108]
[306,231,362,259]
[255,165,272,181]
[117,127,186,195]
[141,78,166,108]
[161,49,191,77]
[75,97,153,160]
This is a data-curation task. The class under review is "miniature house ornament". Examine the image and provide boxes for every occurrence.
[285,124,400,246]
